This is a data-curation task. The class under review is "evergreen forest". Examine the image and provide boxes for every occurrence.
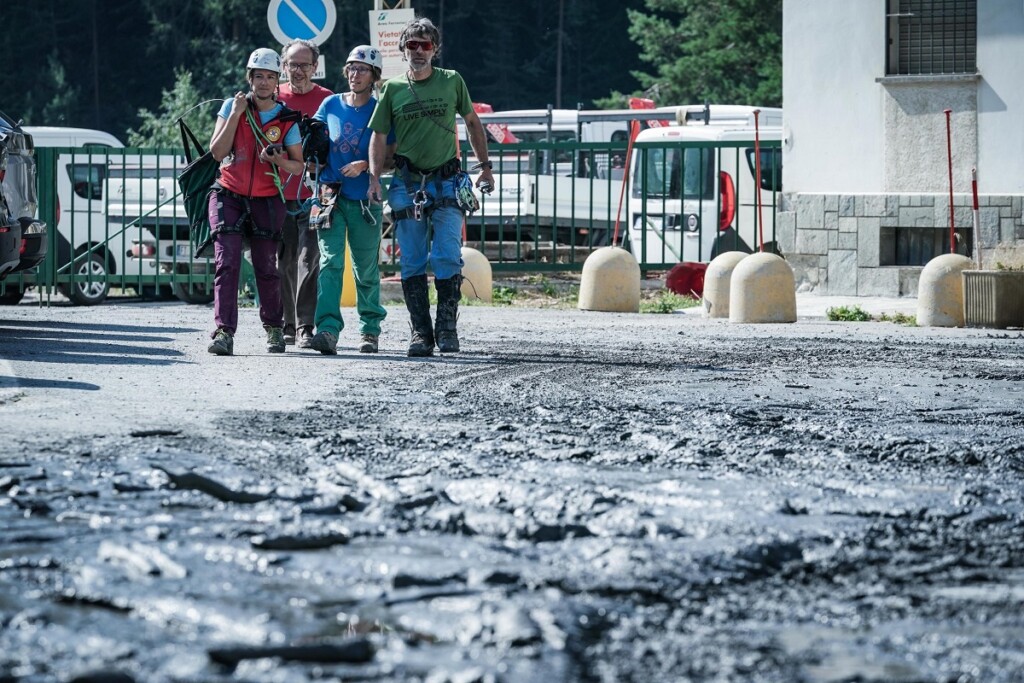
[1,0,780,146]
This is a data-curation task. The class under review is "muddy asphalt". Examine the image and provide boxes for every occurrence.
[1,294,1023,683]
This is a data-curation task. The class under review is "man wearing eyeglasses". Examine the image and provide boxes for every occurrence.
[305,45,395,356]
[367,16,495,357]
[277,39,333,349]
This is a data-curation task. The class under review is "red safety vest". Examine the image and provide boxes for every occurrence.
[218,106,297,198]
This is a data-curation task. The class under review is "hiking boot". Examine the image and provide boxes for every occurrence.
[283,325,296,345]
[297,326,314,349]
[358,333,379,354]
[436,328,460,353]
[407,325,434,357]
[434,275,462,353]
[310,330,338,355]
[207,328,233,356]
[402,275,434,357]
[265,326,286,353]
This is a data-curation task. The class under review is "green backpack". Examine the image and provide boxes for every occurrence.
[176,118,220,258]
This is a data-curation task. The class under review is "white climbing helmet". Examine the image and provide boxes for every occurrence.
[346,45,383,71]
[247,48,281,72]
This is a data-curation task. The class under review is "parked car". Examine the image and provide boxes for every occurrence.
[0,110,47,304]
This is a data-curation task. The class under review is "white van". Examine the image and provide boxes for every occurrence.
[22,126,180,304]
[625,105,783,266]
[461,107,679,249]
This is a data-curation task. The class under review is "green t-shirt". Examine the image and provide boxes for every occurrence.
[369,67,473,172]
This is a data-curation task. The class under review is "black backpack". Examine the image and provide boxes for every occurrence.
[298,115,329,167]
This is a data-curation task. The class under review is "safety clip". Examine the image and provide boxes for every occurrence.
[412,189,428,221]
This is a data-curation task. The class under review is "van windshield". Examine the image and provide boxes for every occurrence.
[632,146,714,201]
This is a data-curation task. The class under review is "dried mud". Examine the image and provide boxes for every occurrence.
[1,303,1023,682]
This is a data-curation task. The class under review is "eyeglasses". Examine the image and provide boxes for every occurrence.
[405,39,434,52]
[347,65,372,74]
[285,62,313,71]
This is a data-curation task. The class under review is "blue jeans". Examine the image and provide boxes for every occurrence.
[388,175,464,280]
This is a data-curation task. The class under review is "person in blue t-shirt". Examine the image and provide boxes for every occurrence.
[307,45,396,355]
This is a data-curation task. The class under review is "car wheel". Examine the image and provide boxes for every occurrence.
[0,286,25,305]
[171,279,214,305]
[60,253,110,306]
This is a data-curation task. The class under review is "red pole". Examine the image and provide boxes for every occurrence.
[972,166,981,268]
[944,108,954,253]
[753,109,764,252]
[612,120,640,247]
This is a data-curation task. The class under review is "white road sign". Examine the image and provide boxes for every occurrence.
[370,8,415,81]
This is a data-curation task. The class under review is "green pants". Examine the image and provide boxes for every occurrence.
[314,197,387,337]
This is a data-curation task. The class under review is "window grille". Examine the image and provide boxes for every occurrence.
[886,0,977,75]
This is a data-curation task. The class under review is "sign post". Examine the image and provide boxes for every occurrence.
[370,8,416,81]
[267,0,336,79]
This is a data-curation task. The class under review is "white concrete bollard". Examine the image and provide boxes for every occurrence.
[703,251,748,319]
[729,252,797,323]
[460,246,492,302]
[917,253,974,327]
[578,246,640,313]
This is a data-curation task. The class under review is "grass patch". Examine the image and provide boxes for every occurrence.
[826,305,872,322]
[878,311,917,326]
[640,291,700,314]
[492,286,518,306]
[826,305,917,326]
[528,274,559,298]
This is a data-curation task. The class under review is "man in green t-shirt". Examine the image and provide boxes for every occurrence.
[367,16,495,357]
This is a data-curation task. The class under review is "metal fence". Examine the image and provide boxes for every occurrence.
[1,137,780,305]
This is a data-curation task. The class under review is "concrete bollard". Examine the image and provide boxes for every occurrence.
[729,252,797,323]
[917,253,974,327]
[703,251,748,319]
[460,246,492,302]
[578,246,640,313]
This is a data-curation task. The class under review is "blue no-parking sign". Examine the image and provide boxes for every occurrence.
[267,0,336,46]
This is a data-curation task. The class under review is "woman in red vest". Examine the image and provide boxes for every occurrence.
[206,48,305,356]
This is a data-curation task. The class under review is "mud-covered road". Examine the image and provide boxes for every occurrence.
[1,299,1023,682]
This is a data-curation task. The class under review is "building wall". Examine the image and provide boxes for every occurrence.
[781,0,1024,295]
[977,2,1024,194]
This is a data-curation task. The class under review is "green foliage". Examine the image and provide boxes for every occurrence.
[826,305,872,322]
[529,275,559,298]
[641,290,700,313]
[621,0,782,108]
[40,56,82,127]
[1,0,653,140]
[127,70,215,148]
[877,312,917,326]
[0,0,784,142]
[492,286,518,306]
[994,262,1024,271]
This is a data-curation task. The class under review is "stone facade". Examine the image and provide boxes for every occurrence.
[779,193,1024,296]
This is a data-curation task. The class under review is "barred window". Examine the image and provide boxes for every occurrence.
[886,0,977,75]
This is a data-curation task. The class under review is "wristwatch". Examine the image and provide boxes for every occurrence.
[471,161,493,171]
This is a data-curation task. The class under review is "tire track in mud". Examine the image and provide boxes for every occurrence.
[3,320,1024,681]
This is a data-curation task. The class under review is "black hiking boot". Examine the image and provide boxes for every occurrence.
[402,275,434,357]
[434,274,462,353]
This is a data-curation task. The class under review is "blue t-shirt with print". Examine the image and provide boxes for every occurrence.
[313,94,394,201]
[217,100,301,147]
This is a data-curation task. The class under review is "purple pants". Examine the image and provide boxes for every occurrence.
[208,190,285,335]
